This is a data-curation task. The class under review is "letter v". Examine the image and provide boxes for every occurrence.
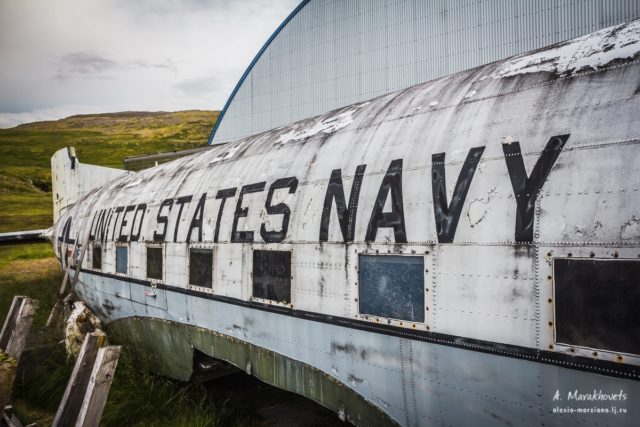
[432,147,485,243]
[502,134,569,242]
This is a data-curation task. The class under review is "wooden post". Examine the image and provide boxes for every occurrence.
[69,240,89,293]
[52,333,105,427]
[75,345,122,427]
[0,296,22,351]
[0,296,38,360]
[0,296,38,413]
[47,232,88,328]
[2,405,36,427]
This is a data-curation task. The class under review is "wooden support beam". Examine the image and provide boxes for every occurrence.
[75,345,122,427]
[52,333,105,427]
[0,296,38,413]
[0,296,22,351]
[2,405,36,427]
[0,296,38,360]
[46,232,87,329]
[69,241,89,293]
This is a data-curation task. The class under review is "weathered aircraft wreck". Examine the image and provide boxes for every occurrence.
[49,20,640,426]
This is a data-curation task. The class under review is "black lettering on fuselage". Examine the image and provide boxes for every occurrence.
[214,188,237,243]
[365,159,407,243]
[231,183,266,243]
[65,217,75,243]
[118,205,136,242]
[173,195,193,242]
[94,209,107,243]
[261,177,298,243]
[502,134,569,242]
[154,199,173,242]
[104,209,114,243]
[89,211,99,241]
[432,146,485,243]
[98,209,111,243]
[319,164,366,242]
[130,204,146,242]
[59,216,75,244]
[187,193,207,243]
[111,206,125,241]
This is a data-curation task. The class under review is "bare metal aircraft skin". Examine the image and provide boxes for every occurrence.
[50,21,640,426]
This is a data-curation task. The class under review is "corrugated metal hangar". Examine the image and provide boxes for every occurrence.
[209,0,640,145]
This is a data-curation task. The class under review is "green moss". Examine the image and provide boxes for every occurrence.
[0,350,16,365]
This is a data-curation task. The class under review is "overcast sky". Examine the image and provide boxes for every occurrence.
[0,0,298,128]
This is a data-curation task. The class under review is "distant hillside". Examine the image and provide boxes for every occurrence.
[0,110,219,232]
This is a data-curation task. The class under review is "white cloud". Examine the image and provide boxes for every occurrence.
[0,0,298,128]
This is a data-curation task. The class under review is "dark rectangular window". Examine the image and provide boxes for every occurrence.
[253,250,291,303]
[92,245,102,270]
[147,247,163,280]
[359,255,424,322]
[115,246,128,274]
[189,248,212,288]
[554,258,640,355]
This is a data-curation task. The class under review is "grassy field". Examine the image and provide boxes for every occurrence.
[0,111,236,425]
[0,110,218,232]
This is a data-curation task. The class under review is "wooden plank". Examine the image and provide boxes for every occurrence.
[52,333,105,427]
[69,240,89,293]
[47,232,86,328]
[0,296,23,351]
[2,404,34,427]
[75,345,122,427]
[0,362,17,413]
[2,298,38,361]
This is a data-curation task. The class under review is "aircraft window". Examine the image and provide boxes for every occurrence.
[147,246,163,280]
[189,248,212,288]
[359,255,424,322]
[554,258,640,355]
[115,246,128,274]
[92,245,102,270]
[252,250,291,303]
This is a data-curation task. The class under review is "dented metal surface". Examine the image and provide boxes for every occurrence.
[48,21,640,426]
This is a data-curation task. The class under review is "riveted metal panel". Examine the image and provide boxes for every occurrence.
[553,258,640,355]
[433,244,538,347]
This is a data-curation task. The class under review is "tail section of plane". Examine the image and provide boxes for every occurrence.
[51,147,130,224]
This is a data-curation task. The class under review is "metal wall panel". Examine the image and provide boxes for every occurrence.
[211,0,640,144]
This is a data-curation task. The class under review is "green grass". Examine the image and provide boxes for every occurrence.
[0,243,61,329]
[0,243,252,427]
[0,110,218,232]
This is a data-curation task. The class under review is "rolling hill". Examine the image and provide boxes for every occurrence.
[0,110,219,232]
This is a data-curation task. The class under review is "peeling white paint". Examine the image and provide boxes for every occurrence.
[496,20,640,77]
[278,103,368,144]
[574,220,603,239]
[620,215,640,240]
[209,145,239,164]
[467,188,497,228]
